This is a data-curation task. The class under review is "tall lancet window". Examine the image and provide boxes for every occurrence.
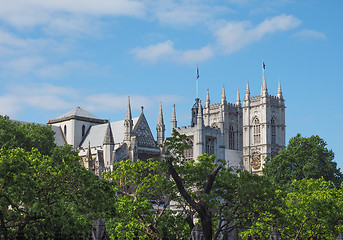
[271,117,276,144]
[64,125,67,136]
[229,124,234,150]
[184,137,194,160]
[253,118,261,144]
[82,125,86,137]
[206,137,215,156]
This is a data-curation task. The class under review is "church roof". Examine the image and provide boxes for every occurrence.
[79,117,139,148]
[47,107,108,124]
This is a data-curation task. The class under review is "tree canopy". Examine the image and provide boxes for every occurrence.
[163,130,274,240]
[240,178,343,239]
[263,133,343,189]
[0,115,56,155]
[0,116,116,240]
[0,146,116,240]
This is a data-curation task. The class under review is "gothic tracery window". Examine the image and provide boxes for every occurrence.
[184,137,193,160]
[253,118,261,144]
[206,137,215,156]
[229,124,234,150]
[271,117,276,144]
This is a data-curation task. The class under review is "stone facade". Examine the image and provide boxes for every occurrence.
[47,97,163,177]
[47,73,285,176]
[173,75,285,173]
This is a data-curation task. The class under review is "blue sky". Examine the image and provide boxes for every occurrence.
[0,0,342,168]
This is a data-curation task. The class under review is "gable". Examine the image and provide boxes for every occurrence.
[133,114,157,148]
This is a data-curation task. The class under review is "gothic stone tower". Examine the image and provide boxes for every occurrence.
[243,77,286,175]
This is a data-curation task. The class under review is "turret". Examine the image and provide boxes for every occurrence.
[194,99,203,159]
[156,102,165,145]
[124,96,133,142]
[171,104,177,132]
[103,122,114,171]
[191,98,200,127]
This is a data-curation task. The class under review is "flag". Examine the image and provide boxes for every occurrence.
[263,61,266,70]
[196,65,199,79]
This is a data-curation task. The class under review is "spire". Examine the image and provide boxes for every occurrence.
[205,88,210,108]
[124,96,133,142]
[126,96,132,121]
[197,99,203,126]
[236,88,241,106]
[277,78,283,99]
[156,102,165,145]
[221,84,227,105]
[171,104,177,130]
[103,122,114,145]
[244,79,250,100]
[158,102,164,125]
[86,141,92,160]
[261,75,268,96]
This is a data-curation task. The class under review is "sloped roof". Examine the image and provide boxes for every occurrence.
[50,125,67,147]
[79,117,139,148]
[48,107,107,124]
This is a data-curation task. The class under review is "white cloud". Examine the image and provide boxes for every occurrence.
[132,40,213,63]
[293,29,326,40]
[132,14,300,63]
[0,0,145,28]
[132,40,176,63]
[214,14,301,54]
[151,0,230,27]
[0,83,184,118]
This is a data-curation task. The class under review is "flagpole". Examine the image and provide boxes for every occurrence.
[196,64,199,99]
[196,78,198,98]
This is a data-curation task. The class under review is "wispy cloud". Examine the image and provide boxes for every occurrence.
[150,0,230,27]
[132,40,214,63]
[214,14,301,54]
[0,83,184,118]
[133,14,300,63]
[293,29,326,40]
[0,0,145,28]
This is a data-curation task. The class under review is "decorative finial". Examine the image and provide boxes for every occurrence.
[141,106,144,113]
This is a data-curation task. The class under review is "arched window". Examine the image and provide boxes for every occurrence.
[206,137,215,155]
[229,124,234,149]
[82,125,86,137]
[253,118,260,144]
[64,125,67,136]
[184,137,193,160]
[271,117,276,144]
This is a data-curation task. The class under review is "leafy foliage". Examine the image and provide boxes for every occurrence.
[163,130,274,240]
[263,133,343,189]
[240,178,343,239]
[0,115,56,155]
[0,146,116,239]
[105,158,188,239]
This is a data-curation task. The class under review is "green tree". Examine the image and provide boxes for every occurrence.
[263,133,343,189]
[105,158,188,239]
[240,178,343,239]
[0,115,56,155]
[0,146,115,239]
[163,130,274,240]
